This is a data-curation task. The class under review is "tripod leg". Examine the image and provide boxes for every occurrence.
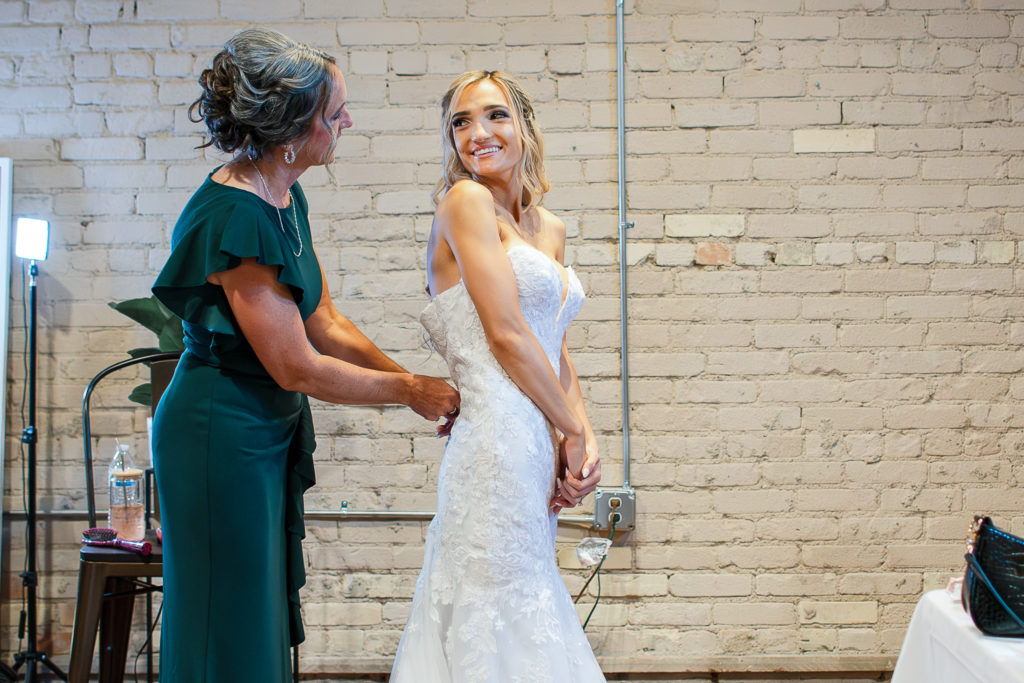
[39,654,68,680]
[0,660,18,681]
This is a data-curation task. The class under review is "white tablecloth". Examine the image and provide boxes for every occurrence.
[892,589,1024,683]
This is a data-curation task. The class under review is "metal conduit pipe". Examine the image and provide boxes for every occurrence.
[615,0,633,488]
[9,509,594,526]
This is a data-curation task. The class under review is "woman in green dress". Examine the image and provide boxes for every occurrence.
[151,28,460,682]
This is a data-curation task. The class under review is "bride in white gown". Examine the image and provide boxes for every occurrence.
[390,71,606,682]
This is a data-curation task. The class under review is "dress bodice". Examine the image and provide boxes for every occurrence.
[420,244,584,399]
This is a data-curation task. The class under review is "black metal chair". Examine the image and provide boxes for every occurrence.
[68,351,180,683]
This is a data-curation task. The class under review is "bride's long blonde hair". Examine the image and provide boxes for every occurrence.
[432,71,550,210]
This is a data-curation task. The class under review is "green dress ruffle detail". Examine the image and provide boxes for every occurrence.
[153,172,320,656]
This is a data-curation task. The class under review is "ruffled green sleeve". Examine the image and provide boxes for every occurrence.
[153,179,320,333]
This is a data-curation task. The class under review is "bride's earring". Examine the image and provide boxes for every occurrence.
[283,145,296,165]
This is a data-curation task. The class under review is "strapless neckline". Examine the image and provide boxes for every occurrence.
[425,243,575,314]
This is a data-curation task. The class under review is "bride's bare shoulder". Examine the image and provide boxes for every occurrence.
[535,206,565,234]
[438,179,494,212]
[435,180,499,244]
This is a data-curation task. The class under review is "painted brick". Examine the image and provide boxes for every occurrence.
[812,243,855,266]
[61,137,143,160]
[671,156,751,181]
[753,157,836,182]
[760,16,838,40]
[638,74,723,99]
[934,241,973,264]
[73,82,156,107]
[975,71,1024,95]
[760,101,841,128]
[793,128,874,154]
[338,21,419,45]
[665,214,744,238]
[808,72,890,97]
[754,324,837,348]
[799,601,877,625]
[799,185,880,209]
[709,130,791,154]
[840,15,925,39]
[841,101,926,126]
[506,18,587,45]
[838,157,919,179]
[774,242,812,265]
[927,97,1010,125]
[712,184,793,210]
[929,14,1011,38]
[726,72,806,98]
[706,351,790,375]
[673,102,756,128]
[747,214,829,238]
[892,73,975,97]
[855,241,885,262]
[884,184,968,209]
[672,16,755,42]
[678,270,757,294]
[922,157,1006,180]
[932,268,1014,292]
[965,127,1024,152]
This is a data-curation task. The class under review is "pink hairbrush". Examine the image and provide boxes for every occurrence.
[82,527,152,556]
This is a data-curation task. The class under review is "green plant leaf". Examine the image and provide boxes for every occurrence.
[157,317,186,352]
[108,297,175,336]
[128,383,153,407]
[111,295,185,404]
[127,347,164,359]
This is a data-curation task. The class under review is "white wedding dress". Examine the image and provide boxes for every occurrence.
[390,244,605,683]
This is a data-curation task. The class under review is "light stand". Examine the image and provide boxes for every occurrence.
[8,218,66,682]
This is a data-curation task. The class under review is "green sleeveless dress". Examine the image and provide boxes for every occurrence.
[152,172,319,682]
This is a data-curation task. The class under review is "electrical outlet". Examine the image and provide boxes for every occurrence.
[593,486,636,531]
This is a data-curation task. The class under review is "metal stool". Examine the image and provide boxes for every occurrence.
[68,352,179,683]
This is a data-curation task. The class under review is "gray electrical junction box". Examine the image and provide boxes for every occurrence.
[593,487,636,531]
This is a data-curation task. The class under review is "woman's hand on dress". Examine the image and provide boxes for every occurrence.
[405,374,460,423]
[436,407,458,438]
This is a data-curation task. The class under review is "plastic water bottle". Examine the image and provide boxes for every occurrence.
[108,442,145,541]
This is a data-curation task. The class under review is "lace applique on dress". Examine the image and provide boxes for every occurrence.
[390,245,605,683]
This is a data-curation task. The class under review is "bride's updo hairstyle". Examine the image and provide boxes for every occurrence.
[189,28,336,161]
[433,71,550,210]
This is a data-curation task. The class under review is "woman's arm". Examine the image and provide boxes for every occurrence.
[555,339,601,505]
[436,180,586,473]
[209,258,458,420]
[304,267,406,373]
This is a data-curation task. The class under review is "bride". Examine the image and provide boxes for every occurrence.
[389,71,605,682]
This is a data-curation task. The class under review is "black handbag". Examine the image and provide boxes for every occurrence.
[961,515,1024,637]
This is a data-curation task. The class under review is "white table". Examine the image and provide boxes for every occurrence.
[892,589,1024,683]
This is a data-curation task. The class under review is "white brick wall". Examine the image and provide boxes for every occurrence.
[2,1,1023,679]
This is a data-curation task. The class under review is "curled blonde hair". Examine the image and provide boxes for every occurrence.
[432,71,549,209]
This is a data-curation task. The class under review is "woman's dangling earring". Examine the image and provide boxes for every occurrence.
[284,145,296,165]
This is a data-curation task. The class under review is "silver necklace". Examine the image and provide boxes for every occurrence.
[249,157,302,257]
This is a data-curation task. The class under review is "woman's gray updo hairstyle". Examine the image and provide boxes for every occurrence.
[189,28,337,160]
